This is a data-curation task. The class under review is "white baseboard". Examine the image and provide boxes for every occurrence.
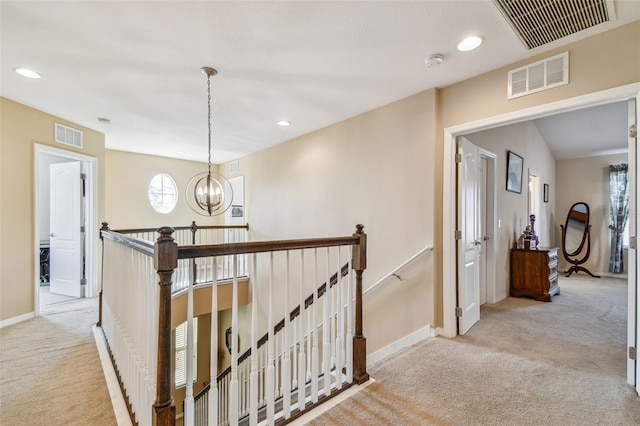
[93,325,133,426]
[366,324,433,366]
[0,311,34,329]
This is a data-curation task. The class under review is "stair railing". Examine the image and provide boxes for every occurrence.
[109,222,250,292]
[99,223,368,426]
[196,262,350,425]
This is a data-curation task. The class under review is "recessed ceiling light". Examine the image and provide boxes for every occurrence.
[457,36,484,52]
[97,117,111,124]
[14,68,42,79]
[277,120,291,127]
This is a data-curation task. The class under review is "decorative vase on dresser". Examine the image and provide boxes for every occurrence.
[510,247,560,302]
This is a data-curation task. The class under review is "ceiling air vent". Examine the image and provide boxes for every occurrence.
[55,123,83,148]
[508,52,568,99]
[493,0,613,50]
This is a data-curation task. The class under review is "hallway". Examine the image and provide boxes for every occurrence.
[309,275,640,425]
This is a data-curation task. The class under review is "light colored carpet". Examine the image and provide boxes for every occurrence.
[309,275,640,425]
[2,276,639,425]
[0,297,116,426]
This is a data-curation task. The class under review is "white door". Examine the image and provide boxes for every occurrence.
[50,162,83,297]
[479,157,488,305]
[627,98,638,389]
[457,137,481,334]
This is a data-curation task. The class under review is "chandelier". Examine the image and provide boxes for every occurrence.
[186,67,233,216]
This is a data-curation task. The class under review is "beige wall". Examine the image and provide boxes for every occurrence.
[221,21,639,350]
[105,149,218,229]
[555,153,628,275]
[0,98,105,322]
[465,121,556,299]
[219,89,438,354]
[1,21,638,355]
[435,21,640,325]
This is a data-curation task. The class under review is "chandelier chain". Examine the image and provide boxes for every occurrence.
[207,74,212,175]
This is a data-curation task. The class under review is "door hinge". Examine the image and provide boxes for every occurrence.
[80,173,87,197]
[630,236,637,250]
[630,123,637,138]
[455,153,462,163]
[629,346,637,361]
[81,226,86,233]
[455,230,462,240]
[455,307,463,317]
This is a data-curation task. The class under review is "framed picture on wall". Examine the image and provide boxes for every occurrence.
[543,183,549,202]
[231,205,244,218]
[506,151,524,194]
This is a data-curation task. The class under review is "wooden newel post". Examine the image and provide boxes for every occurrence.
[153,227,177,426]
[97,222,110,327]
[352,224,370,384]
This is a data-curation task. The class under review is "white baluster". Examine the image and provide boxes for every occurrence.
[266,253,275,425]
[249,253,259,425]
[346,258,353,383]
[336,247,344,389]
[208,256,218,426]
[282,251,291,419]
[323,247,331,396]
[229,255,239,425]
[185,258,195,425]
[298,250,306,411]
[311,248,319,403]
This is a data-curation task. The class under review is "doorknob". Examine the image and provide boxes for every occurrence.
[483,236,490,241]
[474,239,482,246]
[49,233,54,237]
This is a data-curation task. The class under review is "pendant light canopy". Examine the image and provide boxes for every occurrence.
[186,67,233,216]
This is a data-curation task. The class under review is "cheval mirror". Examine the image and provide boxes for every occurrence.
[560,202,600,278]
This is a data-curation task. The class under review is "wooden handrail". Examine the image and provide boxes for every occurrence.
[178,236,359,259]
[113,222,249,235]
[101,229,155,256]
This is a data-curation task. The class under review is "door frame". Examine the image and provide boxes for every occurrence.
[478,149,498,304]
[34,144,97,315]
[443,82,640,337]
[442,82,640,389]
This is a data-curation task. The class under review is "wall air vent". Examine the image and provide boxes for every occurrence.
[508,52,568,100]
[55,123,83,148]
[493,0,613,50]
[230,160,239,173]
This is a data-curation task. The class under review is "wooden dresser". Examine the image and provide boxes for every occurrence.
[510,247,560,302]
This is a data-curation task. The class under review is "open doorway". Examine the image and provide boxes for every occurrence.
[34,144,97,316]
[443,83,639,391]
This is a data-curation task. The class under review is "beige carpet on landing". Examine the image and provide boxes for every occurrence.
[309,275,640,425]
[2,275,639,425]
[0,297,116,426]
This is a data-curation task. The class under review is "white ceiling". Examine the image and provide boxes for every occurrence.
[2,1,638,164]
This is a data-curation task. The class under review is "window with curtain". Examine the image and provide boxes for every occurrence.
[608,164,629,273]
[175,318,198,388]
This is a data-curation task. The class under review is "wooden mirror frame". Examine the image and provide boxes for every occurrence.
[560,202,600,278]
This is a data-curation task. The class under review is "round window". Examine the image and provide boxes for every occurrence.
[148,173,178,214]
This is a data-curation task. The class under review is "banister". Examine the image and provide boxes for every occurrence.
[363,244,433,296]
[177,236,360,259]
[113,223,249,234]
[100,229,155,256]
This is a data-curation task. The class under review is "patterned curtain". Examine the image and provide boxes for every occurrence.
[608,164,629,273]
